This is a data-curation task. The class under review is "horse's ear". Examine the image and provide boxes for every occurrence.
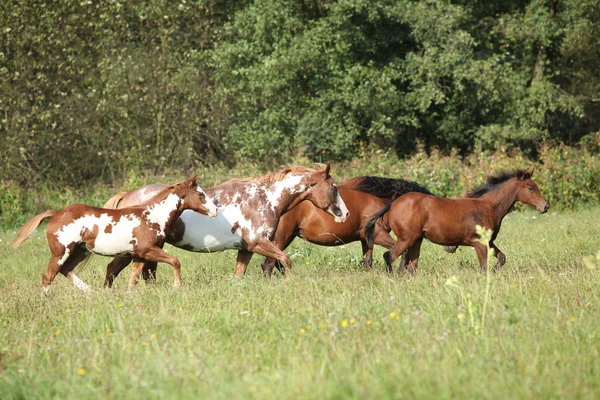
[189,174,198,186]
[324,162,331,178]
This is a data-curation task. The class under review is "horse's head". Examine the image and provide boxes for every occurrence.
[515,169,549,214]
[305,163,349,223]
[179,175,218,217]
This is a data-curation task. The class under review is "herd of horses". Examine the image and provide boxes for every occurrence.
[13,163,549,292]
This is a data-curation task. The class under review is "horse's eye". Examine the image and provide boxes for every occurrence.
[527,186,534,191]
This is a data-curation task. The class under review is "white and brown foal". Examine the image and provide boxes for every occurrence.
[13,175,218,292]
[103,163,349,286]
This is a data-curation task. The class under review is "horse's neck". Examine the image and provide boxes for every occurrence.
[142,189,184,230]
[264,175,311,216]
[483,181,519,222]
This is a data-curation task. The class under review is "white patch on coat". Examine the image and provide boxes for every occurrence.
[175,204,257,252]
[143,193,181,234]
[245,184,258,198]
[55,213,142,256]
[58,247,71,266]
[264,174,305,210]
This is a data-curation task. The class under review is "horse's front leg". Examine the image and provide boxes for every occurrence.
[137,246,182,287]
[248,240,292,278]
[489,242,506,272]
[235,250,254,277]
[105,256,133,288]
[472,242,489,272]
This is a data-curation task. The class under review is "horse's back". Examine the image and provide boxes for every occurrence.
[117,184,168,209]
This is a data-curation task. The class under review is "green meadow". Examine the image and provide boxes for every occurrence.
[1,208,599,399]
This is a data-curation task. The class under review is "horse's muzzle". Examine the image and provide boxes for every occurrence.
[537,202,549,214]
[329,205,349,223]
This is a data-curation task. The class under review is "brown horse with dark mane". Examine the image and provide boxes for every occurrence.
[101,163,349,286]
[260,176,433,276]
[12,176,218,292]
[365,170,549,274]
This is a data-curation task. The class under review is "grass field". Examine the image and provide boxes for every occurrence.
[1,208,599,399]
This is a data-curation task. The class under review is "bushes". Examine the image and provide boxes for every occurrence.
[2,143,598,231]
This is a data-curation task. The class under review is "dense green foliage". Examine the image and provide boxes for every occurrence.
[1,209,599,398]
[1,0,600,189]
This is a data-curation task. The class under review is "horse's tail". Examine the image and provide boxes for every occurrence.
[365,202,393,250]
[13,210,56,248]
[103,191,127,209]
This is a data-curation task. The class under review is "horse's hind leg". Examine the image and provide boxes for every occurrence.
[367,228,397,271]
[105,256,133,288]
[141,262,158,281]
[383,237,414,274]
[404,238,423,275]
[490,242,506,272]
[41,255,63,293]
[60,247,92,291]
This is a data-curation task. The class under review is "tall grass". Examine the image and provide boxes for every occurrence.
[1,208,599,399]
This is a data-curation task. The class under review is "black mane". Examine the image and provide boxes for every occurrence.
[467,170,530,198]
[351,176,433,200]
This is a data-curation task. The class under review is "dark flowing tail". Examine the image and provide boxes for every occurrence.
[13,210,56,248]
[365,202,393,250]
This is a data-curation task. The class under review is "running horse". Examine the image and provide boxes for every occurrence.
[12,176,218,292]
[102,163,349,286]
[260,176,433,276]
[365,169,549,274]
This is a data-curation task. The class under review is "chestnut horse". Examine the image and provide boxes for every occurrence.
[102,163,349,286]
[365,170,549,273]
[12,176,218,292]
[260,176,433,276]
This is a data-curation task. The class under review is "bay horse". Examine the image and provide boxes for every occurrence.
[365,170,549,274]
[102,163,349,286]
[12,175,218,292]
[260,176,433,276]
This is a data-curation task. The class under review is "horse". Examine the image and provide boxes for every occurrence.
[365,169,549,274]
[101,163,349,286]
[259,176,433,276]
[12,175,218,292]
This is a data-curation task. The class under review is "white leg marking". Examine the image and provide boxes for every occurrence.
[71,274,90,291]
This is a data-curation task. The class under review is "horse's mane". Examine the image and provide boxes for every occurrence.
[235,164,326,184]
[467,170,532,198]
[351,176,433,200]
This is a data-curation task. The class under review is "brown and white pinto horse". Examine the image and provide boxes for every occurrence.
[102,163,349,286]
[260,176,433,276]
[365,170,549,274]
[12,176,218,292]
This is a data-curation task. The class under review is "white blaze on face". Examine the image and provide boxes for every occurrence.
[333,190,350,223]
[55,213,142,257]
[143,193,181,235]
[197,186,218,217]
[264,174,306,210]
